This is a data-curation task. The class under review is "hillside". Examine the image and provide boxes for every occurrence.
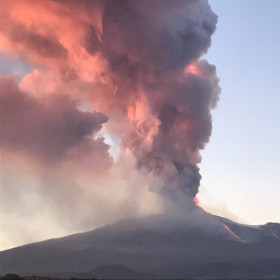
[1,209,280,279]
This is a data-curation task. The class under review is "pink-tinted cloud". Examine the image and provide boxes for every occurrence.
[0,76,111,167]
[0,1,220,246]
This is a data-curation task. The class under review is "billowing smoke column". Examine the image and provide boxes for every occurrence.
[0,0,219,209]
[91,0,220,205]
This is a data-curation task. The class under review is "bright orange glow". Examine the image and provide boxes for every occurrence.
[193,196,199,206]
[185,63,201,75]
[223,223,242,241]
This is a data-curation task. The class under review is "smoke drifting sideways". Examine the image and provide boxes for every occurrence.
[0,0,220,248]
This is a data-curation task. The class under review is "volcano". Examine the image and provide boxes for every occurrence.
[1,209,280,279]
[0,2,279,279]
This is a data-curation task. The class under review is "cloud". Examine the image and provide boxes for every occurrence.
[0,0,220,249]
[0,76,109,164]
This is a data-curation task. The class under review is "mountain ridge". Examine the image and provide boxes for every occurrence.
[1,209,280,279]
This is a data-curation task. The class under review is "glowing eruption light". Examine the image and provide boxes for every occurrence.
[223,223,243,241]
[193,197,199,206]
[185,63,201,76]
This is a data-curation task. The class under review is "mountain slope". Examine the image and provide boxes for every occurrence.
[1,209,280,279]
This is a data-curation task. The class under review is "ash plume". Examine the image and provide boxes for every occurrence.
[84,0,220,204]
[0,0,220,247]
[0,77,109,162]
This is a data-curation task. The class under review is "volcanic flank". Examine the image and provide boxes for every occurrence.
[1,210,280,278]
[0,0,279,279]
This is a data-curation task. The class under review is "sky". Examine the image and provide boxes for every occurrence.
[199,0,280,224]
[0,0,279,251]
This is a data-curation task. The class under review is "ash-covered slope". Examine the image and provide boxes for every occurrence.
[1,209,280,279]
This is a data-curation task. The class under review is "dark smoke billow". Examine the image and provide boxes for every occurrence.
[0,0,220,244]
[89,0,220,203]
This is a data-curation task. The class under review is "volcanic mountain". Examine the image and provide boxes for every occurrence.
[1,208,280,279]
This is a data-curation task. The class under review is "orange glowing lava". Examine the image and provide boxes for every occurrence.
[223,223,242,241]
[193,196,199,206]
